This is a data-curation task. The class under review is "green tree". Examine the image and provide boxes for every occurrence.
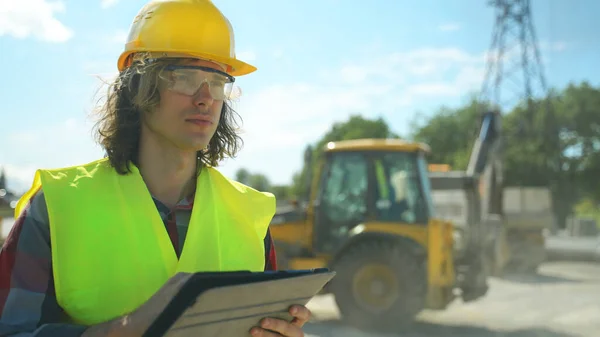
[234,167,294,202]
[235,168,251,185]
[234,168,272,192]
[270,185,292,202]
[557,82,600,202]
[247,173,271,192]
[291,114,401,199]
[409,98,487,170]
[408,82,600,228]
[499,83,600,226]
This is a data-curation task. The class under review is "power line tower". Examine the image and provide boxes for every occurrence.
[479,0,550,126]
[477,0,561,233]
[470,0,554,245]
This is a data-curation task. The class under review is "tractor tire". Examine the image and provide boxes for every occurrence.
[329,239,427,331]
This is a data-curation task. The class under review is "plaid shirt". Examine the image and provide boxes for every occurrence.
[0,187,278,337]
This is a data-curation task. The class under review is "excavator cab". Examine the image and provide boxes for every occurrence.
[311,141,433,254]
[269,139,462,330]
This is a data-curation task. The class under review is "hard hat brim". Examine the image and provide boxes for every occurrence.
[117,49,257,77]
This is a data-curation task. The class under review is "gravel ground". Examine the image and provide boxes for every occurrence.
[304,261,600,337]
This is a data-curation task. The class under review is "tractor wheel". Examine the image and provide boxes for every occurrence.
[329,239,427,331]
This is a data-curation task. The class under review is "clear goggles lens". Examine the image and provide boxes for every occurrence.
[162,65,240,100]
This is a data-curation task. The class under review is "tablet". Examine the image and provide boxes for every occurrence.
[142,269,336,337]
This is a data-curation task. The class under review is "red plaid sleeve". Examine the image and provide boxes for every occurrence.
[0,190,88,337]
[264,228,277,271]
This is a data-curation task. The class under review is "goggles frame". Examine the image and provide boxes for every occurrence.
[162,64,237,100]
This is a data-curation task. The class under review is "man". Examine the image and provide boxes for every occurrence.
[0,0,312,336]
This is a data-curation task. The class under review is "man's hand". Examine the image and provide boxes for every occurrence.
[81,272,192,337]
[250,304,311,337]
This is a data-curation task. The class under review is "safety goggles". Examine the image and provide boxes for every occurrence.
[161,64,240,100]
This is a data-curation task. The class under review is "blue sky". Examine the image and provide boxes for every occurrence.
[1,0,598,193]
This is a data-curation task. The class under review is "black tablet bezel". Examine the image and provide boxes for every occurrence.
[142,268,332,337]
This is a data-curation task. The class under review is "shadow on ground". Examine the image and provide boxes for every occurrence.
[304,319,576,337]
[545,254,599,264]
[497,271,581,284]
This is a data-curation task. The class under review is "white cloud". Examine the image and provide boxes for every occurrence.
[217,47,492,184]
[539,40,568,52]
[237,51,257,62]
[329,47,486,94]
[109,29,128,44]
[2,163,37,194]
[236,82,392,145]
[0,0,73,42]
[439,23,461,32]
[216,78,404,183]
[100,0,120,9]
[82,60,119,80]
[339,65,369,83]
[330,47,484,89]
[3,118,105,193]
[2,42,569,189]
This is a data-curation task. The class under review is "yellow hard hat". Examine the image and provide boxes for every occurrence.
[117,0,255,76]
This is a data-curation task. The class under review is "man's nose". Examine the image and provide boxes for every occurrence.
[193,82,214,106]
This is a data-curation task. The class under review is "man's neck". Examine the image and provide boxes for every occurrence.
[137,137,198,210]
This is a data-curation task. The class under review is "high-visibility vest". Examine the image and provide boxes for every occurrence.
[14,157,275,326]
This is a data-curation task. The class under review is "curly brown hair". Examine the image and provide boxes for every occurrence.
[91,57,244,175]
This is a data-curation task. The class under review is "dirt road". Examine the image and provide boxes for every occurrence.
[303,261,600,337]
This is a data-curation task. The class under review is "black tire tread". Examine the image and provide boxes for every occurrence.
[329,238,427,330]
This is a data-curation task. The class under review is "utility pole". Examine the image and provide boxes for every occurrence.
[477,0,559,182]
[480,0,561,170]
[471,0,554,265]
[478,0,564,234]
[479,0,550,127]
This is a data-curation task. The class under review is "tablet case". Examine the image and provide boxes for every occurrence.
[143,269,336,337]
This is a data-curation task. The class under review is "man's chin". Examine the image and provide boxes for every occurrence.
[171,142,209,154]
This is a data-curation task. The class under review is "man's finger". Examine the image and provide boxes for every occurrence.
[250,326,282,337]
[258,318,303,337]
[289,305,311,326]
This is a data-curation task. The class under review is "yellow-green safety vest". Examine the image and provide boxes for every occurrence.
[14,157,276,326]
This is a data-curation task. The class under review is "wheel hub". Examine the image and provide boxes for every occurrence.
[352,264,399,312]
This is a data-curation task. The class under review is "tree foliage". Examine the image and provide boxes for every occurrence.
[410,81,600,227]
[234,82,600,227]
[290,115,401,200]
[409,98,489,170]
[234,168,291,202]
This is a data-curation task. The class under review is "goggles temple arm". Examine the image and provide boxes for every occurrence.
[164,64,235,83]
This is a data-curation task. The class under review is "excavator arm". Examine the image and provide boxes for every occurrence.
[428,109,506,301]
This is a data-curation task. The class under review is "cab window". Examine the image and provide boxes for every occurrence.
[372,152,428,224]
[319,152,369,225]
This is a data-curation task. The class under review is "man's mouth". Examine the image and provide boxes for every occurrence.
[185,117,213,125]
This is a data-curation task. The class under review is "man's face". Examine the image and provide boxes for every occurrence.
[141,58,231,152]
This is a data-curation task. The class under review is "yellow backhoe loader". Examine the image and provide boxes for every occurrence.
[269,137,495,330]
